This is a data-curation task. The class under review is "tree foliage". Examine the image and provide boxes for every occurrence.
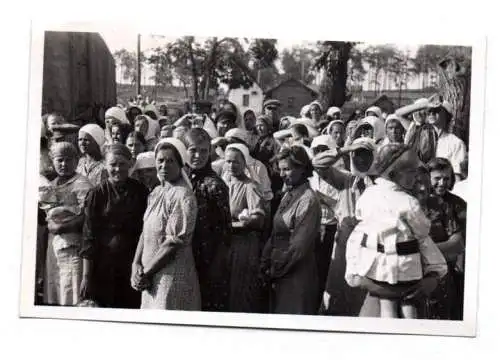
[281,47,317,84]
[113,48,145,84]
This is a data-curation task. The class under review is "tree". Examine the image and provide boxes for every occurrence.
[146,47,173,89]
[347,45,367,87]
[362,45,398,93]
[113,48,145,85]
[314,41,355,108]
[280,47,317,84]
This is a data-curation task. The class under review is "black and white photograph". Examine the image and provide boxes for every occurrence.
[18,20,486,337]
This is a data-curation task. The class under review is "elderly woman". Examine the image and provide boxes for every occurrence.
[260,146,321,315]
[131,138,201,310]
[77,124,107,187]
[184,128,232,312]
[80,144,149,308]
[224,143,266,313]
[39,142,93,305]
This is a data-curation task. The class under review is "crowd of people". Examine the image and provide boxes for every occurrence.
[36,93,468,320]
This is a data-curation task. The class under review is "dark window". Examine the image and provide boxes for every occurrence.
[251,91,258,96]
[287,96,294,108]
[243,94,250,107]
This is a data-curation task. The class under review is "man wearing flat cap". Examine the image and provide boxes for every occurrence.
[263,99,281,132]
[427,99,467,182]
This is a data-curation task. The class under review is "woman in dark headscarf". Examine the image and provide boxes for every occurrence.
[261,146,321,315]
[184,128,232,312]
[79,144,149,308]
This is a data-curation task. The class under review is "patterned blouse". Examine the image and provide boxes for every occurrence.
[76,156,108,188]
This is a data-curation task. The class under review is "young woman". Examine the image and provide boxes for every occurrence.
[134,114,160,151]
[381,114,406,145]
[224,144,266,313]
[131,152,160,192]
[76,124,107,187]
[131,138,201,310]
[80,144,149,308]
[184,128,232,312]
[125,131,147,176]
[40,142,93,305]
[344,144,448,318]
[104,106,129,145]
[260,146,321,315]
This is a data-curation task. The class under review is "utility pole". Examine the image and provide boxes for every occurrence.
[137,34,141,97]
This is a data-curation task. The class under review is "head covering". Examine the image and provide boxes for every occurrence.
[394,98,430,117]
[324,119,345,136]
[300,104,311,118]
[365,106,383,119]
[105,143,132,161]
[79,124,106,148]
[226,143,252,166]
[350,137,377,177]
[154,138,192,189]
[215,110,237,124]
[49,141,78,159]
[373,144,420,178]
[105,106,129,125]
[51,123,80,141]
[296,118,320,137]
[202,116,218,139]
[225,128,249,145]
[135,151,156,170]
[326,106,341,117]
[311,134,336,150]
[385,113,410,131]
[144,104,159,118]
[354,116,386,143]
[309,100,323,113]
[263,99,281,109]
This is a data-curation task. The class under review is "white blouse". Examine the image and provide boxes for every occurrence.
[345,178,448,286]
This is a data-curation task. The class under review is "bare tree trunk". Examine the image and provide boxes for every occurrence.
[436,56,471,146]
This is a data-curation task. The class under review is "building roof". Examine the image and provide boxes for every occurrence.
[264,77,319,96]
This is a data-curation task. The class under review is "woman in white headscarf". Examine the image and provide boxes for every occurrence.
[381,114,409,146]
[134,114,161,151]
[224,143,266,313]
[76,124,108,187]
[131,138,201,310]
[104,106,130,145]
[365,106,383,120]
[352,115,386,145]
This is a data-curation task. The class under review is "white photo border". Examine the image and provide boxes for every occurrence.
[19,20,487,338]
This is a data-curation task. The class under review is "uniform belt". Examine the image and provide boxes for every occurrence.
[360,234,419,255]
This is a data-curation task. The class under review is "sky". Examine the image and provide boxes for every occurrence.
[99,31,424,89]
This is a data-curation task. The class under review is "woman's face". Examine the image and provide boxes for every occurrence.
[216,118,234,137]
[225,149,246,177]
[330,124,345,144]
[110,125,122,144]
[47,115,62,132]
[78,132,99,156]
[331,112,341,120]
[126,136,145,160]
[430,169,452,196]
[105,153,131,183]
[52,154,77,178]
[255,119,269,137]
[278,158,305,188]
[156,148,182,183]
[427,108,447,129]
[386,120,404,143]
[352,148,373,173]
[310,105,321,120]
[105,117,120,130]
[134,118,149,136]
[136,168,158,190]
[359,125,374,139]
[244,112,256,131]
[413,110,427,124]
[186,140,211,170]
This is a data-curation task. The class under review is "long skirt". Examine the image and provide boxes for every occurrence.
[315,224,337,310]
[229,231,262,313]
[141,246,201,310]
[43,233,82,306]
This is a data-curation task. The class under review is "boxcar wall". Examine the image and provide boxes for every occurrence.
[42,31,117,127]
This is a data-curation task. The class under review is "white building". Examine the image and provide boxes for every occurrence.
[227,82,264,115]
